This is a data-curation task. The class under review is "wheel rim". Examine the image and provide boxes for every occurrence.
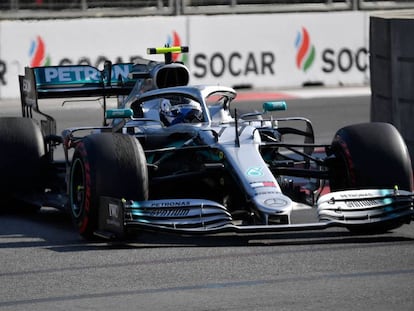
[70,158,85,219]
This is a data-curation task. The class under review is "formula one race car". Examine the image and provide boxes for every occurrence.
[1,46,413,240]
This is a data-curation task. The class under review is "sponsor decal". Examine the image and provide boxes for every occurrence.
[145,200,192,217]
[21,78,31,93]
[250,181,276,188]
[322,47,368,73]
[106,203,122,227]
[255,190,279,196]
[148,208,190,217]
[345,200,381,209]
[27,35,140,68]
[193,51,275,78]
[108,203,119,218]
[0,36,52,86]
[36,64,132,84]
[43,66,100,82]
[295,27,315,72]
[29,36,51,67]
[246,167,264,177]
[338,191,375,199]
[323,190,394,209]
[295,27,368,75]
[264,198,289,208]
[150,201,191,208]
[0,59,5,85]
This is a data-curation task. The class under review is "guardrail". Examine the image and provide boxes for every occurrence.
[181,0,353,14]
[360,0,414,10]
[0,1,175,18]
[1,0,414,19]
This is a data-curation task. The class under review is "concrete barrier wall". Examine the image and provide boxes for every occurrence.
[370,11,414,169]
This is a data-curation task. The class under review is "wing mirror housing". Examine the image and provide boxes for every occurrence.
[106,108,133,119]
[263,101,287,112]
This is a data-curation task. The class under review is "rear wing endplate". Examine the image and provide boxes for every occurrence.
[19,62,136,113]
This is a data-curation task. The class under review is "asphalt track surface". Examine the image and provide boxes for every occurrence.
[0,90,413,311]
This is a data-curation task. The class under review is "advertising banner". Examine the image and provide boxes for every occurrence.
[0,16,188,98]
[188,12,369,89]
[0,12,369,98]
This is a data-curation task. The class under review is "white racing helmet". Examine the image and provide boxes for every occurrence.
[159,97,203,126]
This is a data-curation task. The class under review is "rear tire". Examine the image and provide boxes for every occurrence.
[0,117,45,210]
[69,133,148,240]
[328,122,413,233]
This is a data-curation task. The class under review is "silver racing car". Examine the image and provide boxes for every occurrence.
[1,46,413,240]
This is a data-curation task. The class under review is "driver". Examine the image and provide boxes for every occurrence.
[159,97,204,126]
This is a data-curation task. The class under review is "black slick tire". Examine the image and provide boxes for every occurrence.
[328,122,413,233]
[0,117,45,209]
[69,133,148,240]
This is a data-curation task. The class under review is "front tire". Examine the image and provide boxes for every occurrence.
[328,122,413,233]
[69,133,148,239]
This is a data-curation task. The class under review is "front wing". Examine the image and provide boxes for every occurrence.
[96,189,414,239]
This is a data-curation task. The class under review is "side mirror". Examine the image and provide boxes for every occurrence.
[263,101,287,112]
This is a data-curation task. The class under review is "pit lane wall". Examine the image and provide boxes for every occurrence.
[0,11,370,99]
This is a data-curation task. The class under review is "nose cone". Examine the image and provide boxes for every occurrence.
[253,193,293,224]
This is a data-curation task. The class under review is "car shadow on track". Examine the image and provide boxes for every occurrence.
[0,207,413,252]
[129,229,414,247]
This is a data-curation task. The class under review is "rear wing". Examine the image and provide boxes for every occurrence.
[19,62,137,111]
[19,46,190,114]
[18,46,190,130]
[18,62,138,135]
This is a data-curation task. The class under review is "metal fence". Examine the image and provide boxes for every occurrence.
[1,0,414,19]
